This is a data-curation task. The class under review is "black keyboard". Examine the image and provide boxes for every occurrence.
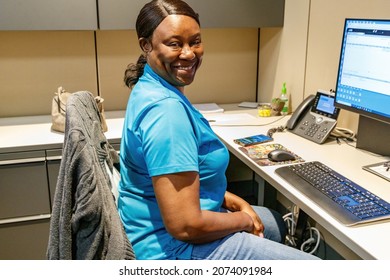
[275,161,390,226]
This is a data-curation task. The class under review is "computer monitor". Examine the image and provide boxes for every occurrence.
[334,18,390,156]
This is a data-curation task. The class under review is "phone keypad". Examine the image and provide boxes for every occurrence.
[305,123,320,137]
[292,114,337,144]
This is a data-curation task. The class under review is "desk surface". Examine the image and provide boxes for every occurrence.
[1,104,390,259]
[0,111,126,153]
[210,104,390,260]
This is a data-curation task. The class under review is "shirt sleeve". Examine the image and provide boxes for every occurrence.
[139,98,199,177]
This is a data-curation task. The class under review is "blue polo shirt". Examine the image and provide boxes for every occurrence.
[118,64,229,260]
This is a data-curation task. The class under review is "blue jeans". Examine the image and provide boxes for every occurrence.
[191,206,320,260]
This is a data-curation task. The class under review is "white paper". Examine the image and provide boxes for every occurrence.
[238,102,259,108]
[205,113,264,126]
[193,103,224,113]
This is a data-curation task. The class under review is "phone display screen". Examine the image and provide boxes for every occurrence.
[234,134,273,147]
[311,92,340,119]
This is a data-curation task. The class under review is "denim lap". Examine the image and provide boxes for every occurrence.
[190,206,320,260]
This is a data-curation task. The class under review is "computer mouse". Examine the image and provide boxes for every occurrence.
[268,149,296,162]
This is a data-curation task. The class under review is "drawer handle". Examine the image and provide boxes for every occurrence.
[46,155,62,161]
[0,157,46,166]
[0,214,51,225]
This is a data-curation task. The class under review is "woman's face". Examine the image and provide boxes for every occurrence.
[141,15,204,92]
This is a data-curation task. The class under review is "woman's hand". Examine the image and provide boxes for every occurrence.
[240,203,264,237]
[222,191,265,237]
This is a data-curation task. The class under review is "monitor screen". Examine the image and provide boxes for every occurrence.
[334,18,390,123]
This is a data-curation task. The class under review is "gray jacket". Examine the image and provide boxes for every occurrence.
[47,91,135,260]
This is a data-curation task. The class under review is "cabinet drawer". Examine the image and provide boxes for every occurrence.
[0,219,50,260]
[0,151,50,220]
[46,149,62,207]
[0,0,98,30]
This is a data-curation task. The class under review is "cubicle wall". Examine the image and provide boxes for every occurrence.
[259,0,390,133]
[0,29,259,117]
[0,0,285,259]
[0,31,98,117]
[0,0,286,118]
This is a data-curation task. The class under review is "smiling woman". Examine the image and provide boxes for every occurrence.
[118,0,319,261]
[123,0,203,91]
[139,14,203,91]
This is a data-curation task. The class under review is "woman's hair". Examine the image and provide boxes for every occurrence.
[123,0,200,88]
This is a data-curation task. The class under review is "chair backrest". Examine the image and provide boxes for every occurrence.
[47,91,135,260]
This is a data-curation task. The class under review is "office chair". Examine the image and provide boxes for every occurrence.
[47,91,135,260]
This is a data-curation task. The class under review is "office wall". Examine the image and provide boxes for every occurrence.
[258,0,390,259]
[259,0,390,132]
[258,0,310,109]
[306,0,390,131]
[96,28,259,111]
[0,31,98,117]
[0,28,258,117]
[3,0,387,125]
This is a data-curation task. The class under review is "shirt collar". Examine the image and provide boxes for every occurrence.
[143,64,194,108]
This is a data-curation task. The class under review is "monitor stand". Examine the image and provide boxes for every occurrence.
[356,115,390,156]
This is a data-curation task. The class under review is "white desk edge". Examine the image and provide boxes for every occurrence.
[1,105,390,259]
[210,104,390,260]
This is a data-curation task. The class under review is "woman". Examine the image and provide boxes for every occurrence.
[119,0,319,260]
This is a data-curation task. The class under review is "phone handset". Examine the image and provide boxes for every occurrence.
[286,94,315,130]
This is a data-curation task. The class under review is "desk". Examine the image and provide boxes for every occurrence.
[1,105,390,260]
[0,111,127,259]
[210,104,390,260]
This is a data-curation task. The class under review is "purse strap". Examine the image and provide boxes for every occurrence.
[55,86,68,113]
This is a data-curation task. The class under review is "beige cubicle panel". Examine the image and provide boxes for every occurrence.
[96,28,259,111]
[258,0,310,109]
[186,28,259,105]
[261,0,390,133]
[0,31,98,118]
[304,0,390,131]
[95,30,139,111]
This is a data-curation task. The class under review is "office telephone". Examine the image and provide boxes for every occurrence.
[286,90,340,144]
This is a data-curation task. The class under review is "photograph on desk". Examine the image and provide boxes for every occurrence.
[239,143,304,166]
[362,161,390,182]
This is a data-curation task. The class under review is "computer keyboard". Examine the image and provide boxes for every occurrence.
[275,161,390,226]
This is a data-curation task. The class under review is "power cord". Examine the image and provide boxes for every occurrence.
[331,126,356,141]
[300,225,321,254]
[283,212,297,248]
[283,206,321,255]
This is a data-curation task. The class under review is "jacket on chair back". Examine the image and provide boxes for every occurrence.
[47,91,135,260]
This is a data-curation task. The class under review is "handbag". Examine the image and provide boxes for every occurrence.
[51,86,108,133]
[95,95,108,133]
[51,86,71,132]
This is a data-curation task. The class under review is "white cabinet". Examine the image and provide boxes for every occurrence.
[46,149,63,206]
[0,150,51,259]
[98,0,285,29]
[0,0,98,30]
[0,0,284,30]
[0,151,50,220]
[186,0,285,28]
[0,220,50,260]
[0,138,121,259]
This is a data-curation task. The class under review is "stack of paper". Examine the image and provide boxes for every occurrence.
[193,103,224,114]
[204,113,264,126]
